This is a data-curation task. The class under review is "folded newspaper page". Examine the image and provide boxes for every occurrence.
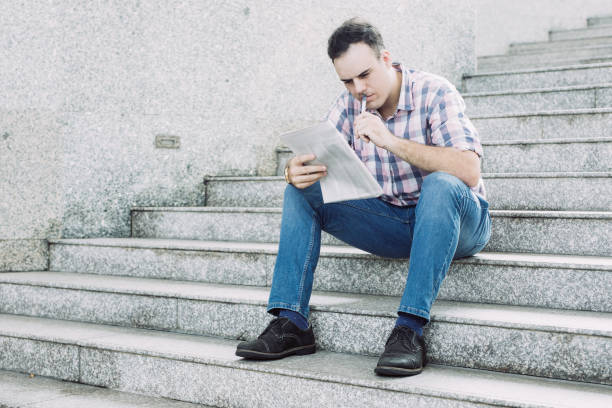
[280,120,383,203]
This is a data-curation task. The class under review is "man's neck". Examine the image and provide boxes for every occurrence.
[378,69,403,119]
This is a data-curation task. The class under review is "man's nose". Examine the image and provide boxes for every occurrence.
[353,78,366,94]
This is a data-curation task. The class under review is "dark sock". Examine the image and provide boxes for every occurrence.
[279,309,309,330]
[395,312,427,337]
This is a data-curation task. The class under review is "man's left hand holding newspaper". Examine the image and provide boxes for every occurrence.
[285,154,327,189]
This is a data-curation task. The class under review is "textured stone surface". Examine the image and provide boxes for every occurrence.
[2,314,612,408]
[2,0,477,256]
[205,176,285,208]
[598,86,612,106]
[0,273,610,383]
[473,173,612,211]
[131,207,612,256]
[509,36,612,54]
[477,45,612,71]
[204,174,612,211]
[471,109,612,142]
[46,239,612,311]
[485,211,612,256]
[425,320,611,384]
[50,240,270,286]
[0,239,48,272]
[0,283,177,331]
[0,111,63,242]
[79,349,490,408]
[131,207,284,243]
[462,63,612,93]
[481,139,612,173]
[0,337,79,381]
[0,370,203,408]
[464,87,600,116]
[550,25,612,41]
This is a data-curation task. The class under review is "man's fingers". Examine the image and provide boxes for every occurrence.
[293,165,326,175]
[292,172,326,185]
[294,153,316,165]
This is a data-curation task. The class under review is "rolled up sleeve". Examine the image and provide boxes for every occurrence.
[429,86,483,157]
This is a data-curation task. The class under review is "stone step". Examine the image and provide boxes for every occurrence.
[47,238,612,312]
[0,369,205,408]
[509,36,612,55]
[477,45,612,72]
[481,137,612,173]
[471,108,612,142]
[130,207,612,256]
[588,16,612,27]
[276,137,612,174]
[204,173,612,212]
[461,63,612,93]
[463,84,612,116]
[0,274,610,384]
[550,25,612,42]
[3,315,611,408]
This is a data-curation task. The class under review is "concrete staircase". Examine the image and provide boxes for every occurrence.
[2,17,612,408]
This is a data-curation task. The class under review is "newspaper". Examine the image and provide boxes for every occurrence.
[280,120,383,203]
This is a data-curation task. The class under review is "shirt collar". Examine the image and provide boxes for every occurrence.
[393,62,414,112]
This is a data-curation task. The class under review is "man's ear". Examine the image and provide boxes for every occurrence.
[380,50,393,67]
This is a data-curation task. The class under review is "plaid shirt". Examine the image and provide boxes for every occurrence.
[325,63,485,207]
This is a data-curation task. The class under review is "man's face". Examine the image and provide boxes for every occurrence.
[332,42,394,111]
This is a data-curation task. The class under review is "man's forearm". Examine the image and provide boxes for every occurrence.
[385,135,481,187]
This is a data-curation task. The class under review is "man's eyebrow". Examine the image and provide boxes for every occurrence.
[340,68,371,82]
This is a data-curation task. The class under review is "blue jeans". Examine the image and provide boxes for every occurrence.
[267,171,492,321]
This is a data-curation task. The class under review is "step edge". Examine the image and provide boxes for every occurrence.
[202,172,612,182]
[127,207,612,219]
[462,62,612,79]
[482,44,612,59]
[471,106,612,118]
[1,273,610,337]
[463,82,612,97]
[47,239,612,270]
[2,315,608,408]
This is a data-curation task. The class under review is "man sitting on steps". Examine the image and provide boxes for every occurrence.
[236,17,492,377]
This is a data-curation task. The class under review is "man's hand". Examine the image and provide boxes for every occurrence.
[354,112,396,150]
[286,154,327,189]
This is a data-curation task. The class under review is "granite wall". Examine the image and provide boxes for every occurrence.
[0,0,476,271]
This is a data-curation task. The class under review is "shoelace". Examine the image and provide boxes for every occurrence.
[258,318,285,339]
[385,326,413,346]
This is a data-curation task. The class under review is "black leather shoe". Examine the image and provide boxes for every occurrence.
[235,317,316,360]
[374,326,426,377]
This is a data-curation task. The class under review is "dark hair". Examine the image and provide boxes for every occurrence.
[327,18,385,61]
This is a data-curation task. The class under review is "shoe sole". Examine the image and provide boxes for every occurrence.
[235,344,316,360]
[374,365,423,377]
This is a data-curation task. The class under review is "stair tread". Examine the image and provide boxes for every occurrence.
[462,82,612,97]
[0,313,610,408]
[0,370,204,407]
[470,106,612,119]
[2,271,611,336]
[48,237,612,270]
[276,137,612,150]
[203,172,612,181]
[462,61,612,78]
[128,206,612,217]
[482,44,612,59]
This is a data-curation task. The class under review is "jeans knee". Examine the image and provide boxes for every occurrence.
[283,182,323,210]
[422,172,464,198]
